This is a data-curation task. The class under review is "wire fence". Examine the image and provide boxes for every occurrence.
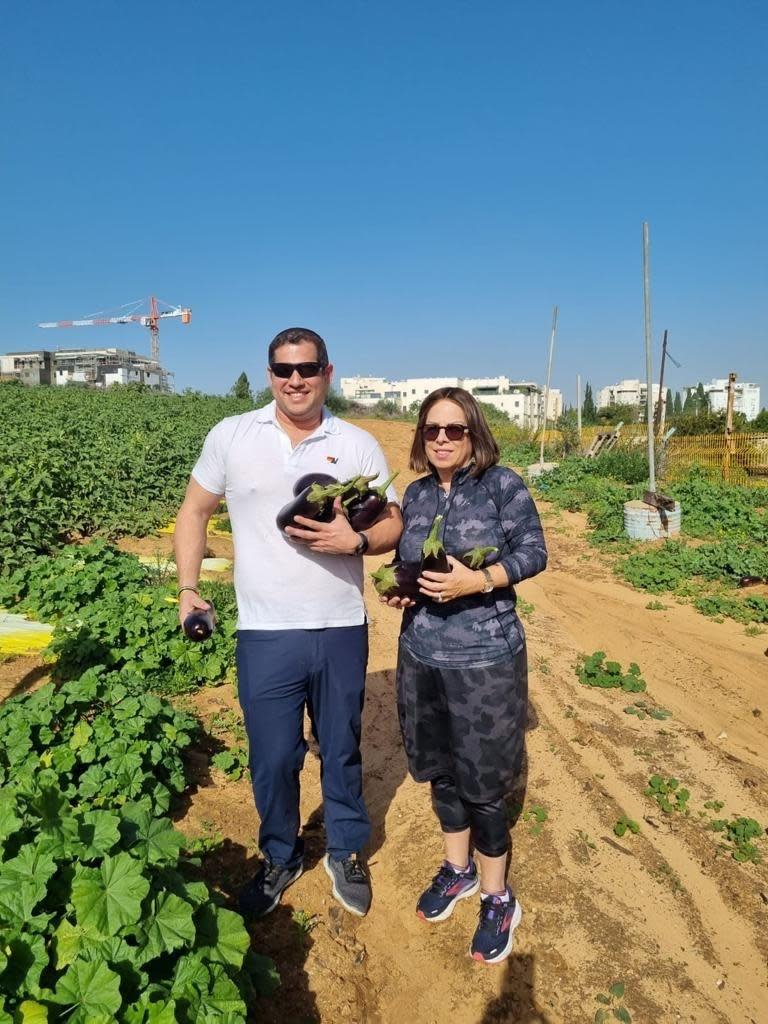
[536,426,768,488]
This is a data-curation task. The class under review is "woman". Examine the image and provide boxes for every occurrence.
[383,387,547,964]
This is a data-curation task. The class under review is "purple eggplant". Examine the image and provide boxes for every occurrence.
[183,600,216,642]
[276,479,341,531]
[345,471,399,531]
[421,515,451,575]
[370,560,422,600]
[738,575,766,588]
[461,546,498,569]
[293,472,338,496]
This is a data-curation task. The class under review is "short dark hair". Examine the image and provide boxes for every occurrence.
[409,387,500,477]
[268,328,329,366]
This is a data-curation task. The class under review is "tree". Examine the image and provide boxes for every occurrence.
[673,391,683,415]
[695,382,708,415]
[325,388,351,414]
[682,389,695,414]
[665,390,674,420]
[253,387,272,409]
[752,408,768,431]
[582,382,597,425]
[230,372,253,402]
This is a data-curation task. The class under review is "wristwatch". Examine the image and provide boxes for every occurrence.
[479,567,494,594]
[352,531,369,556]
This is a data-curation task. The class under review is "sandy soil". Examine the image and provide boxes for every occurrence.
[3,418,767,1023]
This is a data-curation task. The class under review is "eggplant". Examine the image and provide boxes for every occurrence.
[183,600,216,642]
[738,575,766,588]
[293,472,338,496]
[370,560,422,600]
[421,515,451,574]
[277,479,341,531]
[461,546,498,569]
[345,471,399,531]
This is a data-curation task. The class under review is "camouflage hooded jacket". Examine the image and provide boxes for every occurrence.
[397,464,548,667]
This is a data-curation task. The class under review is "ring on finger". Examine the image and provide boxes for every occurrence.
[435,592,444,603]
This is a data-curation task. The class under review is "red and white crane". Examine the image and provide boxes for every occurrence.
[38,296,192,366]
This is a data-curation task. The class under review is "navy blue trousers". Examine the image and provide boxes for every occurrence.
[236,625,370,869]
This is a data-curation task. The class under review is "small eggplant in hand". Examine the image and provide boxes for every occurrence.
[371,560,422,600]
[276,479,340,531]
[293,472,338,496]
[421,515,451,574]
[461,546,498,569]
[183,600,216,642]
[345,471,399,531]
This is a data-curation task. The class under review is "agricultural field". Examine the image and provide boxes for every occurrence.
[1,385,767,1023]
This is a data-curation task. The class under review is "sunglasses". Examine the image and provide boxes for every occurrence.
[270,361,327,379]
[422,422,470,442]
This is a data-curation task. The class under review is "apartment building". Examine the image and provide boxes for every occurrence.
[686,379,761,421]
[598,379,666,410]
[0,347,173,391]
[339,375,562,428]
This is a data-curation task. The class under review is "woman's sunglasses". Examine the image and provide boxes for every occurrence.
[270,361,327,379]
[422,422,470,442]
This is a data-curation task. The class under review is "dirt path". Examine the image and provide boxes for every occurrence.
[4,418,766,1022]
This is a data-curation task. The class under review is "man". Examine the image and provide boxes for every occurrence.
[174,328,401,919]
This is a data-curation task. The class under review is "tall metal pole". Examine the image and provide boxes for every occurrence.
[576,373,582,436]
[539,305,558,466]
[642,224,656,493]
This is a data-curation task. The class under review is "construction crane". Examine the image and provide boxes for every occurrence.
[38,296,192,368]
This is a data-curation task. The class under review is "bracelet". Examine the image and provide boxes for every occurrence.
[177,586,200,597]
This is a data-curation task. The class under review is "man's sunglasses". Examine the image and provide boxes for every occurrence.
[269,361,327,379]
[422,422,470,442]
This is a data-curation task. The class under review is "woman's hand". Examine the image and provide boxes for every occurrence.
[379,595,417,608]
[418,555,483,603]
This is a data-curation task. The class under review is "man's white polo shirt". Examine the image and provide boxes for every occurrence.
[191,401,399,630]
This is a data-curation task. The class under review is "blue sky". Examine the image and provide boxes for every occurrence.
[3,1,766,407]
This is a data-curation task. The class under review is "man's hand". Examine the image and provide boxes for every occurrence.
[284,502,360,555]
[178,589,213,627]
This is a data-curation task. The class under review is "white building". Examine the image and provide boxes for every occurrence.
[0,347,172,391]
[689,379,761,421]
[339,375,562,428]
[598,379,666,411]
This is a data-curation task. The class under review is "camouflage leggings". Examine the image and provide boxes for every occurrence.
[396,641,528,804]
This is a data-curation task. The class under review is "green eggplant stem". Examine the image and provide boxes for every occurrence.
[462,546,498,569]
[422,515,445,559]
[370,564,397,595]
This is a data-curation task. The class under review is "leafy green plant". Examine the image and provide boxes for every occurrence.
[709,816,765,863]
[645,775,690,815]
[645,600,667,611]
[576,652,647,693]
[694,593,768,625]
[210,747,249,781]
[613,816,640,838]
[522,805,548,835]
[624,700,671,722]
[595,981,632,1023]
[48,581,238,695]
[516,597,535,618]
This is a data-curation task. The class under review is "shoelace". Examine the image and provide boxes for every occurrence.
[477,896,507,933]
[342,857,368,884]
[429,863,461,895]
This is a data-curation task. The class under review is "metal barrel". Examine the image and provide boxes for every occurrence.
[623,500,681,541]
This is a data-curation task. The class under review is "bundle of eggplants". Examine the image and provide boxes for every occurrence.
[276,478,343,531]
[341,471,399,531]
[371,538,499,602]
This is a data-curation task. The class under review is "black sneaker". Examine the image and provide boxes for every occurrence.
[238,859,303,919]
[323,853,372,917]
[469,888,522,964]
[416,858,479,922]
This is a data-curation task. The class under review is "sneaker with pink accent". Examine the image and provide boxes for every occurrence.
[416,858,480,922]
[470,887,522,964]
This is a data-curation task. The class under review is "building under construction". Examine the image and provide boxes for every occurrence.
[0,346,174,391]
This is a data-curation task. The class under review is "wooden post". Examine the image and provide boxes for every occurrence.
[722,372,737,482]
[654,329,668,436]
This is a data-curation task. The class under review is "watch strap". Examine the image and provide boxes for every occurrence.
[479,567,494,593]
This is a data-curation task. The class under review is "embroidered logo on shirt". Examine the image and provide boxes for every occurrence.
[326,456,339,464]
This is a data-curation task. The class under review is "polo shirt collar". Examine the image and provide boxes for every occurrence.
[254,400,340,436]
